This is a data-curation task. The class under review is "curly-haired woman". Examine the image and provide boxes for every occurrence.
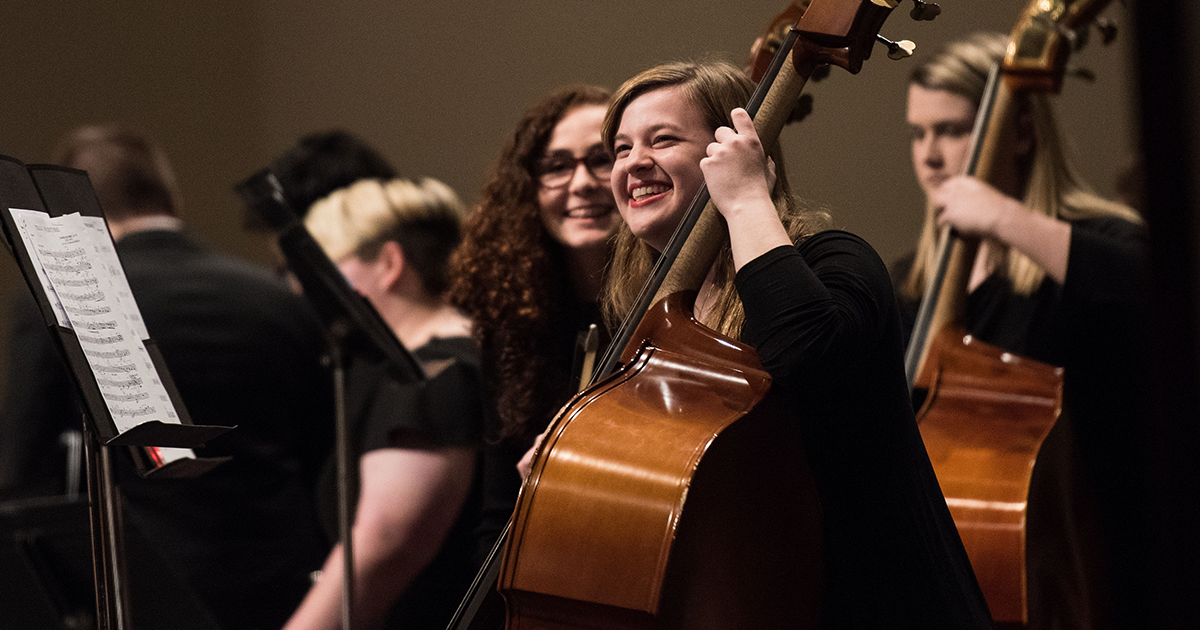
[447,85,618,558]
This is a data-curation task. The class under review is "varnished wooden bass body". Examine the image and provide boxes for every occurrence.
[915,326,1062,622]
[502,294,822,629]
[905,0,1115,624]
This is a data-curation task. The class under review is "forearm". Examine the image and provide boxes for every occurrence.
[282,535,422,630]
[282,545,347,630]
[990,197,1071,284]
[934,176,1072,284]
[722,198,792,272]
[283,447,475,630]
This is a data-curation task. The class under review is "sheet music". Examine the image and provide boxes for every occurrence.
[147,446,195,466]
[79,215,151,340]
[8,208,192,456]
[8,208,69,326]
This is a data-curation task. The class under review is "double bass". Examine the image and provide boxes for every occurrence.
[448,2,934,629]
[904,0,1116,625]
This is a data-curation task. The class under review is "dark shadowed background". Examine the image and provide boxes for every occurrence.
[0,1,1140,383]
[8,2,1200,623]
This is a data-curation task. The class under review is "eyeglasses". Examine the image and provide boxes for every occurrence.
[536,148,614,189]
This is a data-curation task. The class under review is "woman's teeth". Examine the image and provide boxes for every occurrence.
[566,206,612,219]
[631,184,669,201]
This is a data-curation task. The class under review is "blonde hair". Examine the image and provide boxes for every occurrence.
[904,32,1142,299]
[306,177,466,295]
[601,59,826,337]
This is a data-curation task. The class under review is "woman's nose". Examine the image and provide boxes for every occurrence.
[626,144,654,172]
[568,162,599,191]
[922,137,944,167]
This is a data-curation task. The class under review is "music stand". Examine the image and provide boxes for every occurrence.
[0,156,230,628]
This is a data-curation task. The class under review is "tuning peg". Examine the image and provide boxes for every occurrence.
[1095,18,1118,45]
[788,94,814,125]
[1058,16,1117,54]
[1068,24,1086,50]
[812,63,832,82]
[1065,65,1097,83]
[910,0,941,22]
[877,34,916,60]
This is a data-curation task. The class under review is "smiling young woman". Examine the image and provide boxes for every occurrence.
[609,85,712,252]
[601,64,820,339]
[535,104,619,254]
[597,59,993,629]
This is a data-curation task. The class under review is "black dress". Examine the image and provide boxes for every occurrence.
[474,299,604,562]
[737,232,993,629]
[889,216,1150,630]
[315,335,486,630]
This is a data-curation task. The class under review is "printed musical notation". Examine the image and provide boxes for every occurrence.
[8,209,193,463]
[84,347,131,360]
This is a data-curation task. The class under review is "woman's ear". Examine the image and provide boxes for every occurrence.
[376,240,407,291]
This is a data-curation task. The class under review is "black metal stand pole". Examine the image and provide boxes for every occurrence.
[84,417,131,630]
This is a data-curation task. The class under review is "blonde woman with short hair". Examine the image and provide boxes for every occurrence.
[285,177,484,630]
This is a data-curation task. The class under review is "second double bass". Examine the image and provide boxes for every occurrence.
[901,0,1146,627]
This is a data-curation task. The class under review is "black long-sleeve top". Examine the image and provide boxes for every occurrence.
[737,231,992,629]
[890,216,1150,630]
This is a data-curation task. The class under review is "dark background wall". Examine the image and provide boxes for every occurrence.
[1132,1,1200,623]
[0,1,1139,383]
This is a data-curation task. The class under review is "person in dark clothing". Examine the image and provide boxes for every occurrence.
[1,125,335,629]
[895,33,1148,630]
[245,130,397,229]
[446,85,617,561]
[236,130,399,288]
[284,177,484,630]
[596,59,993,629]
[0,298,80,500]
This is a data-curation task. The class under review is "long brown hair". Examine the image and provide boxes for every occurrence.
[448,85,611,439]
[600,59,826,338]
[902,32,1142,300]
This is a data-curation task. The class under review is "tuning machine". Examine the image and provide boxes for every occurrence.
[910,0,941,22]
[874,1,937,62]
[1094,17,1118,45]
[876,34,916,60]
[1059,16,1118,53]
